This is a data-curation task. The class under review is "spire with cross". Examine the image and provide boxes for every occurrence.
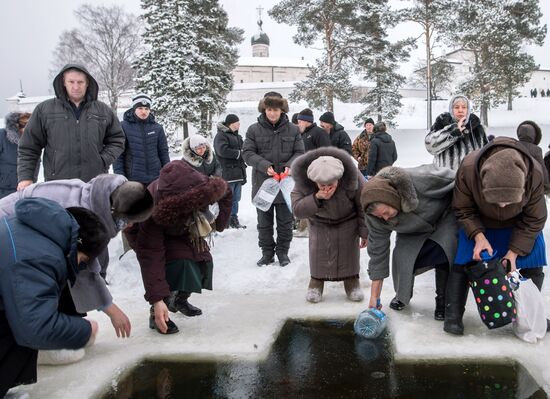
[257,5,264,31]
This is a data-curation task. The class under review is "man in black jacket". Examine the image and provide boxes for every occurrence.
[17,64,125,189]
[243,92,305,266]
[319,111,352,154]
[296,108,331,152]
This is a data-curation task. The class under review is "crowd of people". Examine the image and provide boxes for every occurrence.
[0,63,549,396]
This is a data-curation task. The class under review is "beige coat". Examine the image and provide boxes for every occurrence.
[291,147,368,280]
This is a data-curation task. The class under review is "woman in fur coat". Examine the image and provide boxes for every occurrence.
[291,147,368,303]
[0,112,31,198]
[127,160,232,334]
[182,135,222,178]
[361,164,457,320]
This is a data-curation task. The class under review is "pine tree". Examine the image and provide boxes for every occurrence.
[352,3,414,127]
[269,0,360,112]
[445,0,546,125]
[136,0,242,144]
[399,0,453,127]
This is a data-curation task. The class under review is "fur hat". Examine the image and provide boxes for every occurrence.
[189,135,208,150]
[258,91,289,113]
[297,108,314,123]
[364,118,375,126]
[481,149,527,204]
[517,120,542,145]
[66,207,110,261]
[132,93,152,109]
[319,111,336,126]
[306,156,344,184]
[223,114,239,126]
[110,181,154,223]
[361,166,419,213]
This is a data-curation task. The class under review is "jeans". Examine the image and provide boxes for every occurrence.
[228,182,242,217]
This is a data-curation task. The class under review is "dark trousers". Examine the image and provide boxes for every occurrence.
[0,311,38,397]
[257,202,293,255]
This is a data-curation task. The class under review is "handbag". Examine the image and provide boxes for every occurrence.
[509,272,547,343]
[464,251,516,329]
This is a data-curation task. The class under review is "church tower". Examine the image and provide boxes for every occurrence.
[251,6,269,57]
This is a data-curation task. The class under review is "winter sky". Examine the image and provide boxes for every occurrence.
[0,0,549,116]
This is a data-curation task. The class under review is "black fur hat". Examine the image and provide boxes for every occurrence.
[110,182,154,223]
[66,207,110,261]
[258,91,289,113]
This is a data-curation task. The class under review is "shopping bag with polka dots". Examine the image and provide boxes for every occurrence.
[464,251,516,329]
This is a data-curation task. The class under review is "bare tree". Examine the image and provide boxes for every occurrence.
[52,4,142,111]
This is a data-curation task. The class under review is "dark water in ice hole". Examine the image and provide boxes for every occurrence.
[101,320,547,399]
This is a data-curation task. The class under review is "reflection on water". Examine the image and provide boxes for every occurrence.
[102,320,547,399]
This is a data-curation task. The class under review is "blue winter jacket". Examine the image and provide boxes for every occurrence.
[0,197,91,350]
[114,108,170,184]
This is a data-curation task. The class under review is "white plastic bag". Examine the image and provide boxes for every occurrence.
[279,175,295,212]
[512,277,547,343]
[252,177,281,211]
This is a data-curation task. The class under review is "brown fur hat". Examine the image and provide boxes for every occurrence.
[258,91,289,113]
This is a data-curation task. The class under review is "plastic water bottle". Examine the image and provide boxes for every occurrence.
[252,178,281,212]
[354,308,387,339]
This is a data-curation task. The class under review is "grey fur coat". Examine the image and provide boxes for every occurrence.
[361,164,457,304]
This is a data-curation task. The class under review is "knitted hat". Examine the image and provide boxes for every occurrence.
[480,149,527,204]
[307,156,344,184]
[224,114,239,126]
[319,111,336,125]
[66,207,110,261]
[364,118,375,126]
[132,93,152,108]
[297,108,314,123]
[110,181,154,223]
[361,176,402,212]
[189,135,208,150]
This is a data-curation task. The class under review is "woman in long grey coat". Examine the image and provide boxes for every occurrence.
[291,147,368,303]
[361,164,457,320]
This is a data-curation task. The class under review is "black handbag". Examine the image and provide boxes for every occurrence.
[464,252,516,329]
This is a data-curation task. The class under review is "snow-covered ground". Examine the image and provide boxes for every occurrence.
[7,97,550,398]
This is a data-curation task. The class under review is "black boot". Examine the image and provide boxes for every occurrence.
[276,251,290,267]
[389,297,406,311]
[173,292,202,317]
[257,251,275,266]
[434,266,449,321]
[443,267,469,335]
[149,306,179,334]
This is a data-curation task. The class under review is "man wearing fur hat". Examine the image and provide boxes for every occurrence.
[291,148,368,303]
[243,92,305,266]
[0,198,110,396]
[361,164,457,320]
[0,174,154,344]
[17,64,125,190]
[214,114,247,229]
[0,111,32,199]
[319,111,352,155]
[114,94,170,185]
[182,135,222,178]
[425,94,487,170]
[447,136,548,335]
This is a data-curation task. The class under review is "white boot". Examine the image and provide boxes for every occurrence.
[37,348,85,365]
[306,288,322,303]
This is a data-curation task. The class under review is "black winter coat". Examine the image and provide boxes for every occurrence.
[329,123,352,154]
[18,64,125,183]
[242,113,305,202]
[114,109,170,184]
[302,123,331,152]
[0,126,17,199]
[365,131,398,176]
[213,123,247,183]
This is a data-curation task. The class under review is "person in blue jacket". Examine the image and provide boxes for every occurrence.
[0,198,110,396]
[114,94,171,185]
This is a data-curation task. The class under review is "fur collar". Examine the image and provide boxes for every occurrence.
[4,112,23,144]
[181,137,214,166]
[292,147,358,193]
[375,166,418,213]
